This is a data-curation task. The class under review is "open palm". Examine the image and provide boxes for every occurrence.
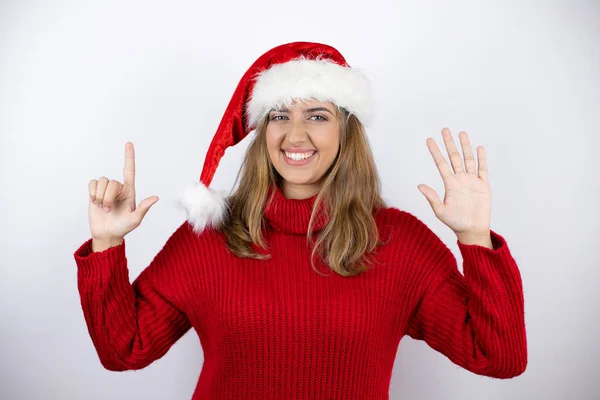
[417,128,491,236]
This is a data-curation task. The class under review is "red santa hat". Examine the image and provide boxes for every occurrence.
[177,41,375,234]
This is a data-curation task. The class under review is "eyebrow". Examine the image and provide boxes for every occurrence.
[271,106,335,115]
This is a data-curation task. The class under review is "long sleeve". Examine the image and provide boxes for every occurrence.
[404,214,527,379]
[73,221,194,371]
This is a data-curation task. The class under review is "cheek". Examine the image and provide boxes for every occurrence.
[265,127,286,164]
[265,128,281,151]
[314,129,340,156]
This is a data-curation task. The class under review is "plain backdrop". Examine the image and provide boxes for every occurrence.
[1,0,598,399]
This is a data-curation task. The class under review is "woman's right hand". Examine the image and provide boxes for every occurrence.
[88,142,159,244]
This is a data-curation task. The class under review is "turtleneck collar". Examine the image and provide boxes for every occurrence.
[263,185,329,235]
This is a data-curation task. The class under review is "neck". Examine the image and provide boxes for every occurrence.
[282,181,323,200]
[263,184,328,235]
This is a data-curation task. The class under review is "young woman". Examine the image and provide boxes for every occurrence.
[75,42,527,399]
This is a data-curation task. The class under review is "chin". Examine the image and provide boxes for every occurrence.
[271,154,331,188]
[278,174,318,186]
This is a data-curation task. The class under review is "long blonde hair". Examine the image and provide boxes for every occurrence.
[222,107,387,277]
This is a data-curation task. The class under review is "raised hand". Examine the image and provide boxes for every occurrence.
[417,128,491,241]
[88,142,159,245]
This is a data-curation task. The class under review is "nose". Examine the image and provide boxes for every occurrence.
[287,120,308,145]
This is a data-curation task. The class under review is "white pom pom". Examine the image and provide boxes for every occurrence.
[176,182,228,234]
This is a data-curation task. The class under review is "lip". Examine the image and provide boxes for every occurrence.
[281,149,316,166]
[282,148,317,153]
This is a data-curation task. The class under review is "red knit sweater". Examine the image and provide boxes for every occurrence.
[74,186,527,399]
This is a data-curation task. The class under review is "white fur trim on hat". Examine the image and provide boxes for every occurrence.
[246,57,374,128]
[176,182,228,234]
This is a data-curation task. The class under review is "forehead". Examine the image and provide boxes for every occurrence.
[277,98,337,111]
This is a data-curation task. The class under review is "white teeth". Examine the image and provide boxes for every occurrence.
[285,151,315,161]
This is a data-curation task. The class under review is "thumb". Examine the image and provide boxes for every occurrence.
[417,184,443,215]
[133,196,159,221]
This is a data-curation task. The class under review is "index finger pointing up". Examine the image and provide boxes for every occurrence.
[123,142,135,187]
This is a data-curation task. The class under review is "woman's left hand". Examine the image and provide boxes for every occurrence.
[417,128,491,240]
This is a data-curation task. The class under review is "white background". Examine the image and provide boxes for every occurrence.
[1,0,598,399]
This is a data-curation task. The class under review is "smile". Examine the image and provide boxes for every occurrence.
[284,150,316,161]
[281,150,316,166]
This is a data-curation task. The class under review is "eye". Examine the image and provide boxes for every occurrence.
[309,115,327,121]
[269,115,288,121]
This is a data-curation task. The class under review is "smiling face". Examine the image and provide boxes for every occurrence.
[265,99,341,199]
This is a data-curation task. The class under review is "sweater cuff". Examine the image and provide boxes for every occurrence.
[456,230,518,274]
[456,229,506,253]
[74,238,127,279]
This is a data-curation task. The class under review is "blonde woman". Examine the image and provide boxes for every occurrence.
[74,42,527,399]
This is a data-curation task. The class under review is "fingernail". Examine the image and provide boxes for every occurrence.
[93,200,97,205]
[103,207,110,213]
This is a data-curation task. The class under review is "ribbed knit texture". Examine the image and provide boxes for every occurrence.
[74,186,527,399]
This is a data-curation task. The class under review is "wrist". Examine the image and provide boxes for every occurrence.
[91,237,124,252]
[456,231,493,249]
